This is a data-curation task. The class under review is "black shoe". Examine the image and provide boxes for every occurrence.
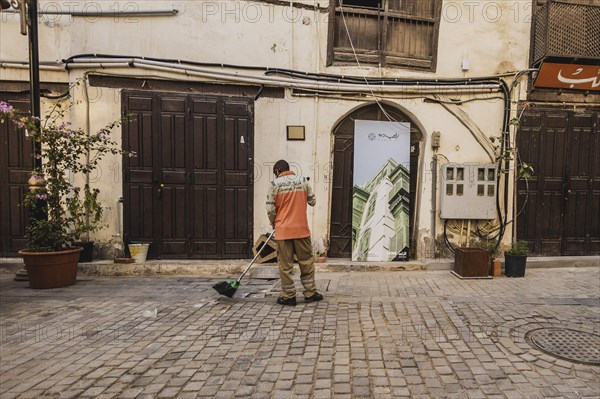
[277,296,297,306]
[305,292,323,303]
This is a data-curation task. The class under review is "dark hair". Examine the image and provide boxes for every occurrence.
[273,160,289,176]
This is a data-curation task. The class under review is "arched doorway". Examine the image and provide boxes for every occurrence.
[328,103,423,258]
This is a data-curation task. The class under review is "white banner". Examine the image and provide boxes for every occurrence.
[352,120,411,261]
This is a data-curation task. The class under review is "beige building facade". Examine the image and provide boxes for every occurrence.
[3,1,595,260]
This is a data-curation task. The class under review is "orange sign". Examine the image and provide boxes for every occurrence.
[534,62,600,92]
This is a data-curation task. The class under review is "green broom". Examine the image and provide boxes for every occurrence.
[213,230,275,298]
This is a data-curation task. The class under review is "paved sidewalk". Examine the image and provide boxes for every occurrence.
[1,267,599,398]
[3,255,598,278]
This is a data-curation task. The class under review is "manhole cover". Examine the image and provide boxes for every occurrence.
[526,328,600,365]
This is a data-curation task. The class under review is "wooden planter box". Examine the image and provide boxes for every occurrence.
[454,247,490,278]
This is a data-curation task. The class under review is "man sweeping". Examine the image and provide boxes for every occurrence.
[267,160,323,306]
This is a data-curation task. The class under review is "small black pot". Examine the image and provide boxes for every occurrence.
[505,254,527,277]
[75,241,94,263]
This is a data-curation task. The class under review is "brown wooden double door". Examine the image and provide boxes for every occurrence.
[122,91,253,259]
[0,95,32,256]
[517,108,600,256]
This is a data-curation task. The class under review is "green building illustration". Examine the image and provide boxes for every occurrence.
[352,158,410,261]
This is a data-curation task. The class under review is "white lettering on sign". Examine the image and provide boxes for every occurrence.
[557,68,600,89]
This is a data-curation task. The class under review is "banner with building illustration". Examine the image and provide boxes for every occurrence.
[353,120,410,261]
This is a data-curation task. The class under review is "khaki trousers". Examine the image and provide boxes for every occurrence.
[277,237,316,299]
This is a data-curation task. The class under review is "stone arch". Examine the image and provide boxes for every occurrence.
[328,102,424,259]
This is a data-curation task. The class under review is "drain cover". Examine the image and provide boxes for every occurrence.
[526,328,600,365]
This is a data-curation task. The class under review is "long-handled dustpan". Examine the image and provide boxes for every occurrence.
[212,230,275,298]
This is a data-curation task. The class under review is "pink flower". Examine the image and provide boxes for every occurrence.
[0,101,14,114]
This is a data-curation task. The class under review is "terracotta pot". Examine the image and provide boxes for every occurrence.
[19,247,83,289]
[491,258,502,277]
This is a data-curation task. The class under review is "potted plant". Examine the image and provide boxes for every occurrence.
[1,99,126,289]
[504,240,529,277]
[67,183,107,262]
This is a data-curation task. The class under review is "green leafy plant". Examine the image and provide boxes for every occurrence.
[489,134,534,179]
[66,184,107,242]
[1,99,131,252]
[471,239,498,257]
[505,240,529,257]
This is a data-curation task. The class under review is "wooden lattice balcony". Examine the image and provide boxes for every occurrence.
[532,1,600,66]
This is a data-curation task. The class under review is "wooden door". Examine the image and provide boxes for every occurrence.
[189,98,219,257]
[0,95,33,256]
[517,108,600,255]
[563,112,600,255]
[221,100,253,258]
[329,134,354,257]
[328,104,421,258]
[188,97,253,258]
[123,91,253,259]
[122,94,157,257]
[158,96,188,257]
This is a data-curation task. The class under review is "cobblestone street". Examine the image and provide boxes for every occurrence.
[1,267,599,398]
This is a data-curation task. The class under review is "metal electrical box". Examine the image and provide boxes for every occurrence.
[440,163,497,219]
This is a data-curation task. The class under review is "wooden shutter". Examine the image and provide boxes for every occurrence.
[328,0,441,70]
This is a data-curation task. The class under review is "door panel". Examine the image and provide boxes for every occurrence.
[0,96,34,256]
[222,102,253,258]
[192,187,218,256]
[190,107,219,257]
[158,97,188,258]
[518,111,567,255]
[123,95,156,256]
[516,116,539,250]
[160,186,187,256]
[591,185,600,254]
[127,185,154,239]
[123,91,253,259]
[517,108,600,256]
[564,113,597,255]
[329,136,354,257]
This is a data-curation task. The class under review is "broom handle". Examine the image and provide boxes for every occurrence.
[237,230,275,282]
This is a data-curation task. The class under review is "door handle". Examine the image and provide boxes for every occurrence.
[158,183,164,198]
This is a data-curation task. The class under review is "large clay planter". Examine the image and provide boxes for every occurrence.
[19,247,83,289]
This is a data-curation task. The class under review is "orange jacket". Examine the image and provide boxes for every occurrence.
[266,171,316,240]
